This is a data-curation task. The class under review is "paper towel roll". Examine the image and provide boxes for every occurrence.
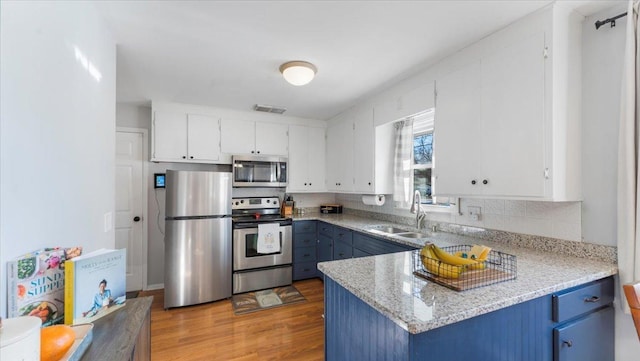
[362,195,385,206]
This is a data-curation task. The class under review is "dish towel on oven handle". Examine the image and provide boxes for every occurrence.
[257,223,281,254]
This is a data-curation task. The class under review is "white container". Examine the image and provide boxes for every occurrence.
[0,316,41,361]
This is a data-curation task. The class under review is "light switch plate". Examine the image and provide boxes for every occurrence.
[104,212,112,232]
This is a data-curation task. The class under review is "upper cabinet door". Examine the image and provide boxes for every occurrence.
[306,126,326,191]
[220,119,255,155]
[353,108,374,193]
[153,111,188,161]
[187,114,221,161]
[287,124,309,191]
[326,117,354,192]
[256,122,288,156]
[433,61,482,197]
[480,31,545,198]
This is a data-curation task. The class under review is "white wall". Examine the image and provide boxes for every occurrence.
[0,2,116,317]
[581,4,639,361]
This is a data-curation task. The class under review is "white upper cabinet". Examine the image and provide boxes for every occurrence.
[433,3,581,201]
[433,61,482,196]
[326,107,394,194]
[187,114,222,161]
[152,111,220,163]
[255,122,289,156]
[287,125,326,192]
[353,108,375,193]
[221,119,288,156]
[326,114,354,192]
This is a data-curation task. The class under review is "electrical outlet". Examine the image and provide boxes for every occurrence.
[468,206,481,221]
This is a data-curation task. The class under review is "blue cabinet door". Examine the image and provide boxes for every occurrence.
[318,234,333,262]
[334,241,353,260]
[553,307,614,361]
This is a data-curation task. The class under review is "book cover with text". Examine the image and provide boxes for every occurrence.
[64,248,126,325]
[7,247,82,326]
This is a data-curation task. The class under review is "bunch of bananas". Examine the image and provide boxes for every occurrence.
[419,244,491,279]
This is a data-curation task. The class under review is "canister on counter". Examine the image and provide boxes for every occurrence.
[320,204,343,214]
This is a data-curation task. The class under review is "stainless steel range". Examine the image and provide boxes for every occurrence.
[232,197,292,294]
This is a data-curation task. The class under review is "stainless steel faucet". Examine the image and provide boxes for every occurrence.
[410,190,425,229]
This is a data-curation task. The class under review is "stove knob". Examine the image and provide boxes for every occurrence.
[234,201,239,206]
[240,200,244,204]
[266,199,270,203]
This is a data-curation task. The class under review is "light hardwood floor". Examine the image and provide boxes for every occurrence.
[139,279,325,361]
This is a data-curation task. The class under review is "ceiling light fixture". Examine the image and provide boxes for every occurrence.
[279,61,317,86]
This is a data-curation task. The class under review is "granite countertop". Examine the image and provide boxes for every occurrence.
[304,213,618,335]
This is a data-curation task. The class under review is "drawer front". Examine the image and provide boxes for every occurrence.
[293,261,318,281]
[318,222,335,237]
[353,233,414,256]
[318,235,333,262]
[353,248,372,258]
[294,220,317,234]
[294,246,317,263]
[333,241,353,260]
[552,277,614,323]
[294,231,317,248]
[553,306,614,361]
[334,227,353,246]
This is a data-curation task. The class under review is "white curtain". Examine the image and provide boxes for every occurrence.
[393,118,414,208]
[618,0,640,313]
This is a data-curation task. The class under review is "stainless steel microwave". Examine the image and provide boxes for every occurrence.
[232,155,287,187]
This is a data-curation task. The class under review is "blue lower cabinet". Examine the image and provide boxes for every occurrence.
[294,246,316,263]
[333,241,353,260]
[324,277,614,361]
[318,234,333,262]
[553,307,614,361]
[353,233,417,255]
[353,248,372,258]
[293,261,318,280]
[293,220,319,281]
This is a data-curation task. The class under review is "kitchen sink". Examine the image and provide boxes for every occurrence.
[394,232,428,239]
[368,226,412,234]
[367,226,428,239]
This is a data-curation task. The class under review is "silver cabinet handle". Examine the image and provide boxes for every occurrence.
[584,296,600,303]
[563,340,573,348]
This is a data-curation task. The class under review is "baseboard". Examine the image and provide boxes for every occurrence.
[145,283,164,291]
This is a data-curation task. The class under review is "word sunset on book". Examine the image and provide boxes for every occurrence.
[65,248,127,325]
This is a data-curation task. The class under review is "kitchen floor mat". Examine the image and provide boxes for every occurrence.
[231,285,306,315]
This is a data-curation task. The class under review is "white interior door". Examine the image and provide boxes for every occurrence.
[116,130,146,291]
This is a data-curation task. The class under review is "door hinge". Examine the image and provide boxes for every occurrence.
[543,47,549,59]
[544,168,550,179]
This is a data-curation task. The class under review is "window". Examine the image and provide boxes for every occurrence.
[411,109,454,207]
[412,110,434,203]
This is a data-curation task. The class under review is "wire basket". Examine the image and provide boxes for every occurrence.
[413,245,517,291]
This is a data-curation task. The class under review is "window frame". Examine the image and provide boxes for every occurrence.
[410,109,458,213]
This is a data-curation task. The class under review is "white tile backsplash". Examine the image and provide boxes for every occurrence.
[333,194,583,242]
[505,200,527,216]
[483,199,505,215]
[525,201,555,219]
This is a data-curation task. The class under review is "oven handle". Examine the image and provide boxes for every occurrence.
[233,221,292,229]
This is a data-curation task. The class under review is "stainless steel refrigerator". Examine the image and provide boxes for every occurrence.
[164,170,232,308]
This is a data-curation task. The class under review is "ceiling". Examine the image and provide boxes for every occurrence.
[97,0,622,120]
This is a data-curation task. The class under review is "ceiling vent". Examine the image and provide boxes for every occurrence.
[254,104,287,114]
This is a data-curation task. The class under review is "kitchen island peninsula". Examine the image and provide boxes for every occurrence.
[318,233,617,361]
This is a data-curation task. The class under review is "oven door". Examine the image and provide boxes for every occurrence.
[233,225,292,270]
